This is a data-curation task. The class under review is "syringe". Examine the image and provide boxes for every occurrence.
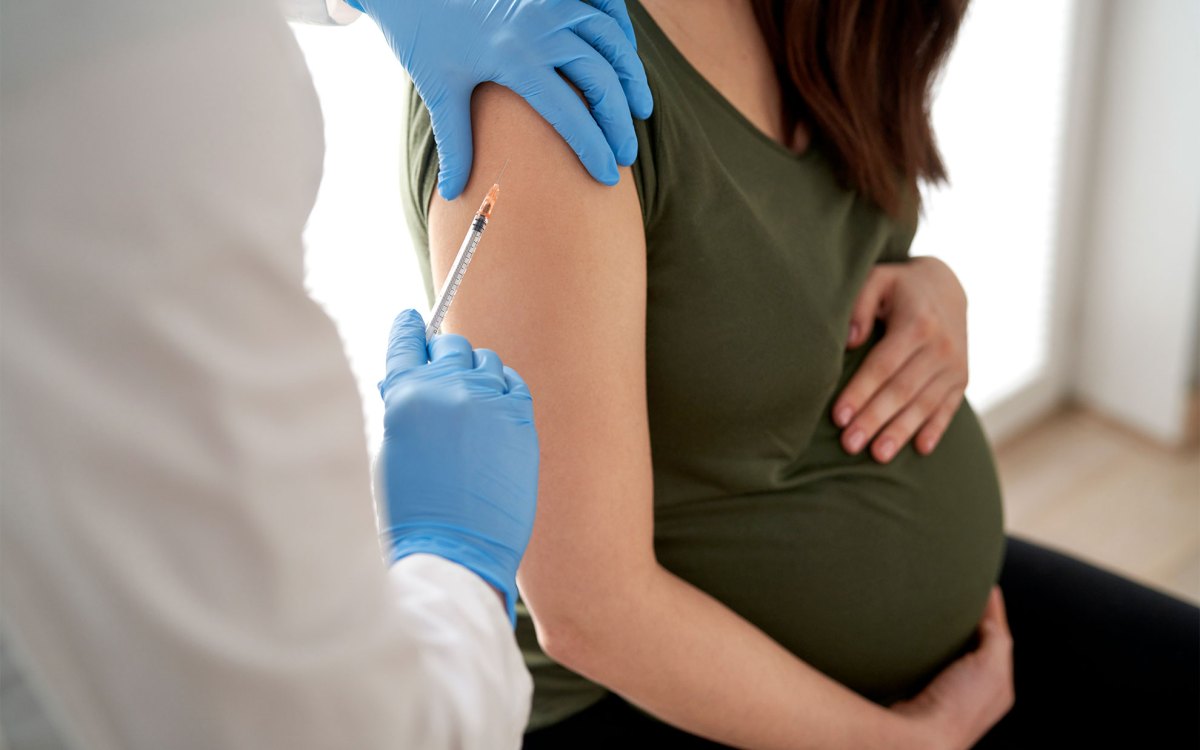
[425,162,507,340]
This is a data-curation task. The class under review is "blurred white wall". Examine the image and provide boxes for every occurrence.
[1192,257,1200,387]
[912,0,1076,419]
[1072,0,1200,446]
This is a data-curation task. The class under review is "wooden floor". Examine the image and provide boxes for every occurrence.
[993,401,1200,605]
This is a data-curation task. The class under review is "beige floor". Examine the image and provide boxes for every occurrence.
[993,400,1200,605]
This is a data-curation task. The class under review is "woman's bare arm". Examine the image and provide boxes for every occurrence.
[427,83,922,750]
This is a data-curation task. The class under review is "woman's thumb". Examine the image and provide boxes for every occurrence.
[981,587,1010,632]
[847,266,893,348]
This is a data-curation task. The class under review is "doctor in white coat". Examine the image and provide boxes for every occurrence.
[0,1,650,748]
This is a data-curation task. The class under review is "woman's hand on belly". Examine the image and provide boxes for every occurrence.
[891,587,1016,750]
[832,256,969,463]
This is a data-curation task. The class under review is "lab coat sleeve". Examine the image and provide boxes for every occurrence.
[280,0,361,25]
[0,1,530,749]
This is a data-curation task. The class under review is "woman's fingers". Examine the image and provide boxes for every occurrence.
[978,587,1015,698]
[833,317,922,431]
[975,587,1016,729]
[836,298,967,462]
[890,586,1014,747]
[871,372,965,462]
[845,264,895,349]
[915,388,966,455]
[837,257,969,459]
[981,587,1007,628]
[839,343,938,457]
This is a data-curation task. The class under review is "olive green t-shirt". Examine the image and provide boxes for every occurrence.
[401,0,1005,732]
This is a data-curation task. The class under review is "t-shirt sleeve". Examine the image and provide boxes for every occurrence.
[401,81,440,307]
[630,99,664,234]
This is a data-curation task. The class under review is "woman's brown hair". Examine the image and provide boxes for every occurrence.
[750,0,968,217]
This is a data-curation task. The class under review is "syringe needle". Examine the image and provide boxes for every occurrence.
[495,158,510,185]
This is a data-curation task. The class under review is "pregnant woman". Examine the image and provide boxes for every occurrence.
[401,0,1199,747]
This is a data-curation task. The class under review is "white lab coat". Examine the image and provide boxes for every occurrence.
[0,1,532,748]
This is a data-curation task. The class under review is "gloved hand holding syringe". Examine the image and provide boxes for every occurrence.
[379,159,536,627]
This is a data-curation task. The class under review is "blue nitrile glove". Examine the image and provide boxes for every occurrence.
[344,0,654,200]
[376,309,539,625]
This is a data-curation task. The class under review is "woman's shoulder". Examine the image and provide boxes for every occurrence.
[400,7,688,244]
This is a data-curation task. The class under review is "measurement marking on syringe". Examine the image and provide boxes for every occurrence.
[425,164,507,340]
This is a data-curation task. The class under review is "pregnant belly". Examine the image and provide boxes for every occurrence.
[652,399,1006,704]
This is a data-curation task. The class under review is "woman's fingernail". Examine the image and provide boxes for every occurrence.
[876,437,896,462]
[846,429,866,453]
[848,322,860,344]
[834,406,853,427]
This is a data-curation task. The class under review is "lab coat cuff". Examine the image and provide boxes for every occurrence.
[391,540,519,628]
[280,0,362,25]
[324,0,361,25]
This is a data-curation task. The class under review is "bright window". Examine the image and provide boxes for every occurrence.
[912,0,1077,411]
[290,20,422,451]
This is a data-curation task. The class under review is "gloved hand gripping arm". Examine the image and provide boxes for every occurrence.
[376,310,539,625]
[345,0,654,199]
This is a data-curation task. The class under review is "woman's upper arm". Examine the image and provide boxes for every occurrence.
[426,83,655,632]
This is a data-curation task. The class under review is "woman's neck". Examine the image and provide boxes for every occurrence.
[639,0,809,155]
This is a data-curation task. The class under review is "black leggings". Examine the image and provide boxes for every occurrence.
[522,535,1200,749]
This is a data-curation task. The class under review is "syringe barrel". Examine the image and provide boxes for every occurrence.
[426,212,489,339]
